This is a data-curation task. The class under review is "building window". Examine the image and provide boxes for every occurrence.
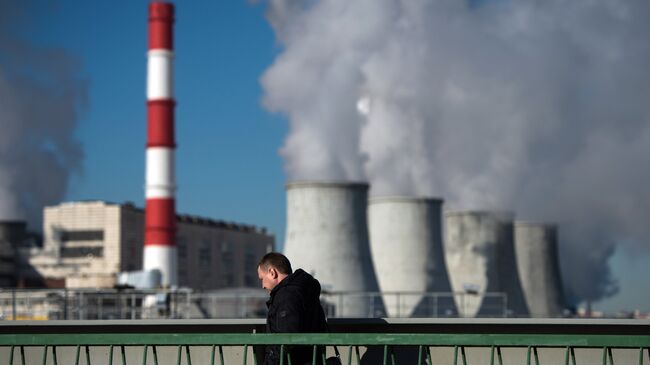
[177,237,187,259]
[60,230,104,242]
[224,274,234,287]
[198,240,211,268]
[60,246,103,258]
[245,248,256,269]
[245,274,257,287]
[177,237,187,282]
[221,241,234,286]
[221,241,231,253]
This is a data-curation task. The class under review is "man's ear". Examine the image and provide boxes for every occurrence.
[269,267,278,279]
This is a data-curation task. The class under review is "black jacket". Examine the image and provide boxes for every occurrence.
[265,269,327,365]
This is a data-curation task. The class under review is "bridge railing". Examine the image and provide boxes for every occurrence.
[1,319,648,364]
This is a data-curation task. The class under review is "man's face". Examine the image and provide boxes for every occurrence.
[257,265,280,293]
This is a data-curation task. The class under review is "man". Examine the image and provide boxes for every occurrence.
[257,252,328,365]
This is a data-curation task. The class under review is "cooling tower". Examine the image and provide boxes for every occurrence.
[444,211,529,317]
[368,197,456,317]
[284,182,383,317]
[514,222,565,317]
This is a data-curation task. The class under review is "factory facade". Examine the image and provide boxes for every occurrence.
[22,201,274,289]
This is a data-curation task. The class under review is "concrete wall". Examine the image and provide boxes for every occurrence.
[444,211,528,317]
[368,197,455,317]
[514,222,565,317]
[283,182,383,317]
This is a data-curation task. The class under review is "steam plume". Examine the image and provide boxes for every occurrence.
[0,1,87,228]
[261,0,650,304]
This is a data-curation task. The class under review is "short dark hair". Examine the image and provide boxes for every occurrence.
[258,252,293,275]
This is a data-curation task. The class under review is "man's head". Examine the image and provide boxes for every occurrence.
[257,252,292,292]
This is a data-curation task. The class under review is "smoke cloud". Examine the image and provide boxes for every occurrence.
[260,0,650,304]
[0,1,87,229]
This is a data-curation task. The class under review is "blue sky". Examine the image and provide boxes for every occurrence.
[26,1,288,245]
[16,1,648,314]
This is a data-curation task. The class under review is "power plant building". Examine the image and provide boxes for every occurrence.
[23,201,274,289]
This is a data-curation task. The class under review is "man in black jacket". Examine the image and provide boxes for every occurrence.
[257,252,328,365]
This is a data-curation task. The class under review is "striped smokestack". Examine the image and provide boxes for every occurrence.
[144,2,177,287]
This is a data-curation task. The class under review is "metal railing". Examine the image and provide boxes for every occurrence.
[321,292,507,318]
[0,319,649,364]
[0,288,510,320]
[0,288,194,320]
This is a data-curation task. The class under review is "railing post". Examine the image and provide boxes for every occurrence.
[131,293,136,319]
[461,293,466,318]
[143,344,149,365]
[63,289,68,320]
[172,289,177,319]
[396,292,401,318]
[280,345,285,365]
[433,293,438,317]
[79,291,84,320]
[12,288,16,320]
[99,293,103,320]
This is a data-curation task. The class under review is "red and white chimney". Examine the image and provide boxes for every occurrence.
[144,2,177,287]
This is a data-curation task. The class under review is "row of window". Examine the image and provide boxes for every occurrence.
[60,246,104,258]
[59,230,104,242]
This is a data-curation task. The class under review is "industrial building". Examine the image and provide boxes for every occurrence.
[21,201,274,289]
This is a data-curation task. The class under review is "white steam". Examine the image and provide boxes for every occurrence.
[261,0,650,303]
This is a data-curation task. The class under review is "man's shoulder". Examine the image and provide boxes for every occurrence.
[271,284,304,304]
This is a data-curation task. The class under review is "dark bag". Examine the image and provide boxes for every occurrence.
[323,318,342,365]
[325,356,342,365]
[325,346,342,365]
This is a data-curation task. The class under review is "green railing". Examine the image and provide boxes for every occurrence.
[1,319,649,364]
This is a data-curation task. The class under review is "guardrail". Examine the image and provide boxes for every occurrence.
[1,319,648,364]
[0,289,511,320]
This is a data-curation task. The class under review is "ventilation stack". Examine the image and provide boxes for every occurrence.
[368,197,456,317]
[284,182,383,317]
[514,222,565,317]
[444,211,528,317]
[144,2,177,287]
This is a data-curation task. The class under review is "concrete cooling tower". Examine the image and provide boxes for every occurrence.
[284,182,384,317]
[444,211,529,317]
[514,222,566,317]
[368,197,456,317]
